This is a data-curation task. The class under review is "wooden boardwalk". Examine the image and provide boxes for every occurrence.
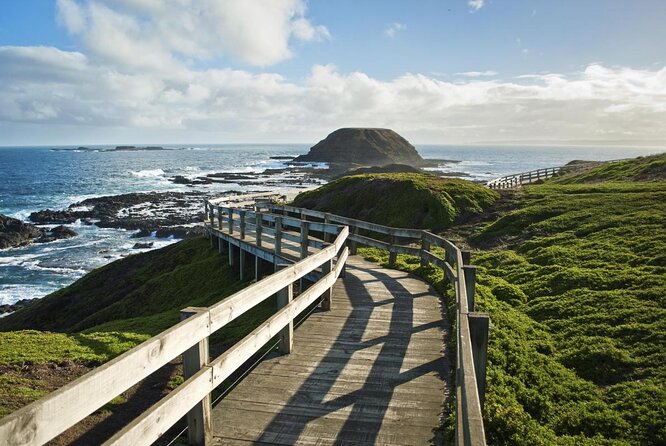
[211,256,451,445]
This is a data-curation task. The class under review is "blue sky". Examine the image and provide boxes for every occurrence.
[0,0,665,145]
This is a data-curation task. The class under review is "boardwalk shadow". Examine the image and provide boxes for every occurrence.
[255,262,447,445]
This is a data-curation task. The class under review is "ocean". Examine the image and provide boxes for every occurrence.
[0,143,663,307]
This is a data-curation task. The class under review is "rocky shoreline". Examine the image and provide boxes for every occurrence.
[0,214,78,250]
[28,191,213,240]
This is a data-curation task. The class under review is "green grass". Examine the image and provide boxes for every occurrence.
[293,172,498,229]
[552,153,665,184]
[349,158,666,445]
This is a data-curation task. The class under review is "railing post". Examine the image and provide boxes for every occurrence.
[217,207,223,230]
[461,250,471,266]
[275,264,293,354]
[469,312,489,411]
[228,209,233,235]
[239,248,246,281]
[389,235,398,266]
[321,259,333,310]
[420,233,431,266]
[323,214,331,243]
[300,221,309,259]
[179,307,212,446]
[275,217,282,256]
[239,210,246,240]
[255,213,263,247]
[228,241,236,268]
[463,265,477,312]
[350,226,359,255]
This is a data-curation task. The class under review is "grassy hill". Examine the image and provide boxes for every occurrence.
[350,154,666,445]
[292,173,499,229]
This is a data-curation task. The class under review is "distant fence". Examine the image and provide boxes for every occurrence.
[486,166,562,189]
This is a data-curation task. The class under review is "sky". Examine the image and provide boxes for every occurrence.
[0,0,665,146]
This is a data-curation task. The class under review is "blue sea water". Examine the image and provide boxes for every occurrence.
[0,143,663,306]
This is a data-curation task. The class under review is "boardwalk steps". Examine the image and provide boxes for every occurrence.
[0,192,489,446]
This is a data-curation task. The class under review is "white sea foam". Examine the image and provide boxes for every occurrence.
[130,168,166,178]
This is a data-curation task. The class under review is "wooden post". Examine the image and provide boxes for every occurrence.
[463,265,477,312]
[217,207,223,230]
[255,213,263,247]
[239,210,246,240]
[228,209,233,234]
[228,242,236,268]
[300,221,309,259]
[275,217,282,256]
[350,226,359,255]
[421,234,431,267]
[321,259,333,310]
[275,265,293,354]
[239,249,246,281]
[218,234,225,254]
[388,235,398,266]
[179,308,212,446]
[323,214,331,243]
[254,255,262,281]
[469,312,490,411]
[461,250,471,266]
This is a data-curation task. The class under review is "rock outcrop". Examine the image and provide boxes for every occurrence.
[0,215,43,249]
[293,128,425,166]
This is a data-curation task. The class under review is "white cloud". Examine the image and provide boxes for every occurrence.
[55,0,330,68]
[1,45,665,144]
[468,0,485,11]
[456,70,498,77]
[385,23,406,38]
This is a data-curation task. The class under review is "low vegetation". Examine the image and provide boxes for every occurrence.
[346,154,666,445]
[293,172,498,229]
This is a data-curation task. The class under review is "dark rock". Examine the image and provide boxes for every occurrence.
[0,214,44,249]
[35,225,78,243]
[111,146,165,151]
[0,298,38,314]
[132,242,154,249]
[29,209,84,225]
[270,156,295,160]
[293,128,425,166]
[172,175,213,185]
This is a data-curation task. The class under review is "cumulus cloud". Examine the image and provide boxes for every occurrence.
[1,44,665,144]
[468,0,485,11]
[456,70,498,77]
[55,0,330,68]
[385,23,406,38]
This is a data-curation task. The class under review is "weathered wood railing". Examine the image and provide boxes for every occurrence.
[486,166,561,189]
[262,203,489,446]
[0,199,348,446]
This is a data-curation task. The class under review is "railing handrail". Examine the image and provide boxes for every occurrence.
[0,200,348,446]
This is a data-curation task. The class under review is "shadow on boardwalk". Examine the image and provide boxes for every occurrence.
[212,257,451,445]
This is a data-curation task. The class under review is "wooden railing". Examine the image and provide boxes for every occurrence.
[486,166,561,189]
[262,203,489,446]
[0,199,348,446]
